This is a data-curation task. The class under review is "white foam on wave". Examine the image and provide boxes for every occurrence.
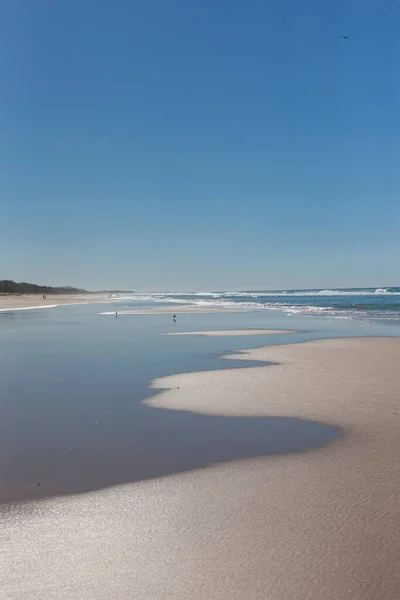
[97,288,400,323]
[284,306,343,317]
[159,289,400,299]
[119,293,193,305]
[189,299,268,310]
[255,289,400,297]
[117,289,400,307]
[192,292,221,297]
[309,289,398,296]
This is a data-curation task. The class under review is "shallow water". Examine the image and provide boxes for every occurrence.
[1,302,398,504]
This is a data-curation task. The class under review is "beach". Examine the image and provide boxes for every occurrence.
[0,293,112,311]
[2,328,400,599]
[3,0,398,595]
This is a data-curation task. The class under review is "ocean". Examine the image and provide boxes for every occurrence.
[113,287,400,323]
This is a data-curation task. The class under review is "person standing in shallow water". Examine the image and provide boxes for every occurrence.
[116,312,118,318]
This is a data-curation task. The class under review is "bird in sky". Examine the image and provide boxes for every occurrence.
[342,35,350,39]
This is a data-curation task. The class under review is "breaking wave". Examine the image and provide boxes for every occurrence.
[109,287,400,323]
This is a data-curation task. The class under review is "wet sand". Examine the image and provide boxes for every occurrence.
[2,337,400,599]
[0,294,110,311]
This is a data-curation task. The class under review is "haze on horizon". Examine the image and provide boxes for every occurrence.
[1,0,399,291]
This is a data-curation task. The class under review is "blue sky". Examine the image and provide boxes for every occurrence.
[1,0,399,291]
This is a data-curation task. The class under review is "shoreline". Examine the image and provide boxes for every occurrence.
[142,336,400,599]
[0,293,120,312]
[147,336,400,417]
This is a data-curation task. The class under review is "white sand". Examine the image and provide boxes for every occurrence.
[2,337,400,600]
[164,329,296,336]
[0,294,114,312]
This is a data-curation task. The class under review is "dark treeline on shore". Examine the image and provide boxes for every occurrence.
[0,280,87,295]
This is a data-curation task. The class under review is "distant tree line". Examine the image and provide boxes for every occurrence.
[0,280,87,294]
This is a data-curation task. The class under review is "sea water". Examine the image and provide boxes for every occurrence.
[115,287,400,323]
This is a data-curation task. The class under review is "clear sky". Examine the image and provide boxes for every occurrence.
[1,0,399,291]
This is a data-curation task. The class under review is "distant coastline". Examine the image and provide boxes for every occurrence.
[0,279,87,295]
[0,279,134,296]
[0,280,135,311]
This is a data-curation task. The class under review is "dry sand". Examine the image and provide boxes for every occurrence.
[2,337,400,600]
[0,294,111,311]
[164,329,296,336]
